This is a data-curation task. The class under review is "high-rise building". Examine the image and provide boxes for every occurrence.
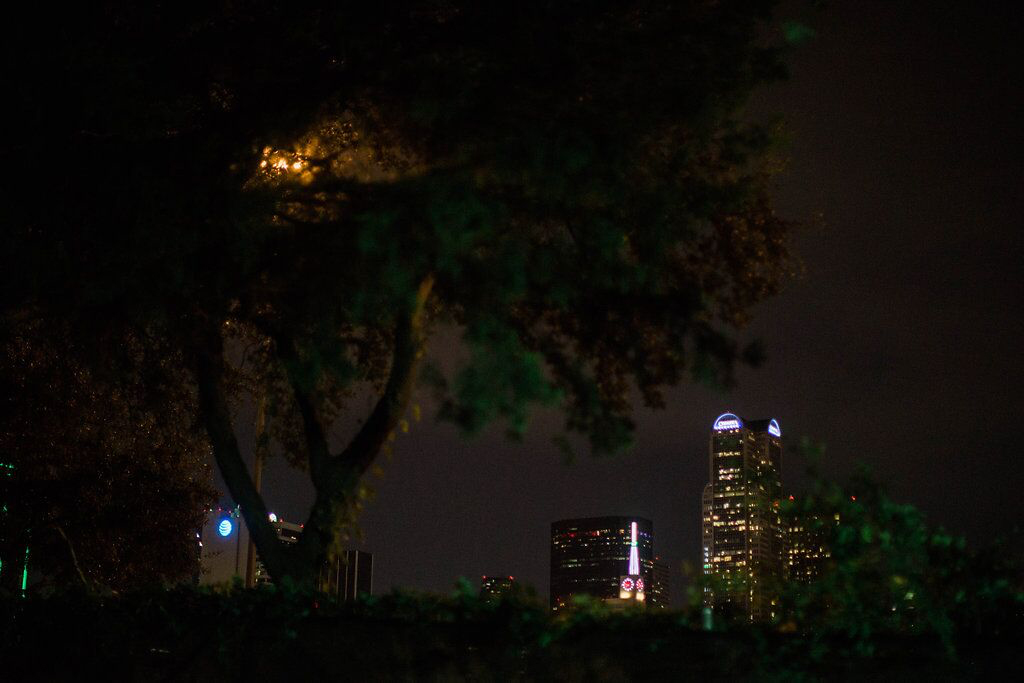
[480,575,516,598]
[703,413,784,622]
[648,556,671,609]
[550,516,653,611]
[785,503,833,585]
[199,505,247,585]
[319,549,373,601]
[701,483,713,605]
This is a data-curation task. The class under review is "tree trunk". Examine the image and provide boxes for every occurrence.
[287,275,434,584]
[191,275,432,590]
[190,322,297,585]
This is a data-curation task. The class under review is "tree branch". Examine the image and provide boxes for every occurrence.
[54,525,91,592]
[294,275,434,568]
[272,331,333,490]
[332,274,434,478]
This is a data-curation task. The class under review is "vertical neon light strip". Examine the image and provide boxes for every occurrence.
[628,522,639,575]
[21,546,29,592]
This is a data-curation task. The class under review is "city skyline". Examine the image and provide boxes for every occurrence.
[206,0,1023,601]
[202,412,799,608]
[193,410,866,616]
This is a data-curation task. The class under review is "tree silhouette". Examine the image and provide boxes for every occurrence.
[5,1,796,586]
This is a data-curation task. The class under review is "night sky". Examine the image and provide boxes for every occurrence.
[218,1,1024,604]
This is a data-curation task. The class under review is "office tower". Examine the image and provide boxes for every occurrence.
[550,516,653,611]
[320,549,373,601]
[704,413,783,622]
[480,575,516,598]
[785,503,832,585]
[701,483,713,605]
[648,556,671,609]
[199,505,246,585]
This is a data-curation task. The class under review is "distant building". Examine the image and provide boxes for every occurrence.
[703,413,784,622]
[648,557,671,609]
[199,506,246,585]
[253,519,303,586]
[785,503,832,585]
[319,550,373,601]
[701,483,713,605]
[201,510,371,599]
[480,575,516,598]
[606,521,649,609]
[550,516,653,611]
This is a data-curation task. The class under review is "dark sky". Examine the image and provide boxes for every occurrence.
[220,1,1024,604]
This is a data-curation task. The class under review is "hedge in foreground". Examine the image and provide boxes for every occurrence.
[1,582,1019,682]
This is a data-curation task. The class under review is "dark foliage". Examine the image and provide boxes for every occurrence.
[0,322,215,591]
[4,1,797,586]
[1,576,1018,682]
[2,473,1019,679]
[773,458,1024,660]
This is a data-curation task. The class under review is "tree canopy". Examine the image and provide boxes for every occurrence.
[0,322,214,591]
[4,1,796,586]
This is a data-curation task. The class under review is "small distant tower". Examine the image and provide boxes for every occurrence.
[550,517,653,610]
[616,521,646,603]
[648,557,671,609]
[785,500,832,585]
[701,483,714,605]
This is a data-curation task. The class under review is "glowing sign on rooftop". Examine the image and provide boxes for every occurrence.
[713,413,742,431]
[768,419,781,437]
[217,518,234,537]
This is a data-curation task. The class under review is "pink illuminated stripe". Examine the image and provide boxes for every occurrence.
[629,521,639,575]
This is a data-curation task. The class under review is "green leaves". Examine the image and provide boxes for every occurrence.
[441,318,561,439]
[778,455,1024,659]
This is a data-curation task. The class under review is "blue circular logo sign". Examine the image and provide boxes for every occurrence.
[217,518,233,537]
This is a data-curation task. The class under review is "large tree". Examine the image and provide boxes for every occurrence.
[0,322,215,591]
[5,1,795,587]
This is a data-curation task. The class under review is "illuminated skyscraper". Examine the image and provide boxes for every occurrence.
[550,516,653,611]
[703,413,784,621]
[199,505,246,585]
[785,503,833,585]
[701,483,713,605]
[648,557,671,609]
